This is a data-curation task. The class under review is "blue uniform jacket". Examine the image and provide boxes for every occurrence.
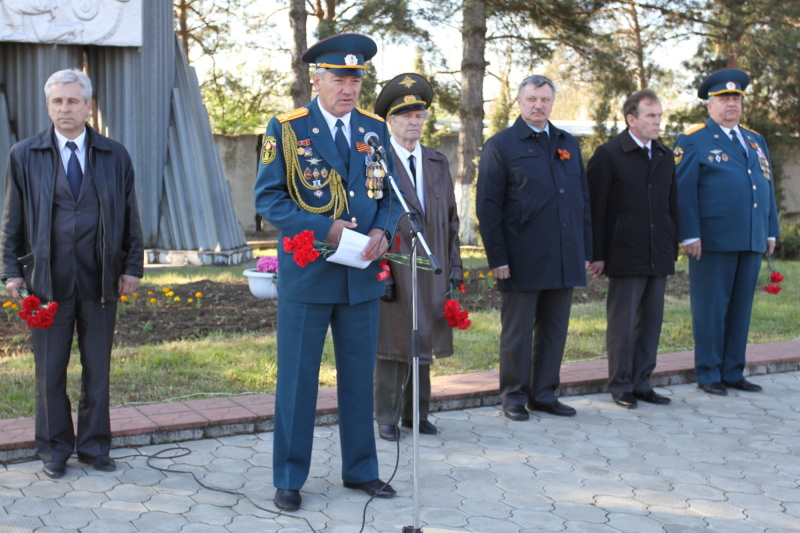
[675,118,779,252]
[477,117,592,291]
[254,98,401,305]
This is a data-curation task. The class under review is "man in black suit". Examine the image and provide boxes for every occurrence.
[1,69,143,479]
[587,89,679,409]
[477,75,592,421]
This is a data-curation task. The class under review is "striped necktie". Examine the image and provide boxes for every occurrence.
[65,141,83,200]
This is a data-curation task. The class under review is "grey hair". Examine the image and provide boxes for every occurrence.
[44,69,93,101]
[518,75,556,100]
[388,109,430,120]
[315,67,328,79]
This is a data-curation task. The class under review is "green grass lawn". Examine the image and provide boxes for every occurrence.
[1,254,797,419]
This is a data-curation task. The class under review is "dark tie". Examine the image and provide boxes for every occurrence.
[730,129,746,157]
[334,119,349,172]
[65,141,83,200]
[643,145,651,160]
[408,154,417,187]
[535,130,549,149]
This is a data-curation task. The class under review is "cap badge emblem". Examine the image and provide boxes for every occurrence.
[399,75,417,88]
[726,81,736,90]
[345,54,358,65]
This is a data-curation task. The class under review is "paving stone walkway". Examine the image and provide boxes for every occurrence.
[1,370,799,532]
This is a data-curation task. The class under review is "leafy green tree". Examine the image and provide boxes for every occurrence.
[201,68,286,134]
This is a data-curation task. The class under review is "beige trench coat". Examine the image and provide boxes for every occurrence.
[376,145,463,364]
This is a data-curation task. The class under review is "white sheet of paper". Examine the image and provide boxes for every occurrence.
[326,228,371,269]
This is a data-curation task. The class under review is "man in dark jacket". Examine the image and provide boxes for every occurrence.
[372,73,463,441]
[477,74,591,421]
[0,69,143,479]
[587,89,678,409]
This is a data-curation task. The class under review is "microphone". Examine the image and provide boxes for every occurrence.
[364,132,387,158]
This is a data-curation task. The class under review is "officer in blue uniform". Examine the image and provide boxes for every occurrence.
[254,33,401,511]
[674,68,779,396]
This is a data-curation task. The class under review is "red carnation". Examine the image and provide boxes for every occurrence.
[764,284,782,295]
[769,271,784,283]
[22,295,40,312]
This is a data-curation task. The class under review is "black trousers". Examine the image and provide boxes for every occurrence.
[31,294,117,463]
[605,276,667,394]
[499,288,573,406]
[374,359,431,425]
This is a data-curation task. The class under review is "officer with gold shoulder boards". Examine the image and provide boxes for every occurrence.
[254,33,401,512]
[674,68,779,397]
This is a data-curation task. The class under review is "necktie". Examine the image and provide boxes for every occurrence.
[730,129,746,157]
[535,130,549,149]
[65,141,83,200]
[643,146,651,160]
[408,154,417,187]
[334,119,349,172]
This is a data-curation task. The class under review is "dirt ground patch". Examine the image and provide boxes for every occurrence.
[1,270,690,355]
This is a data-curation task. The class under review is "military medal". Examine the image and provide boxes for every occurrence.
[710,149,722,163]
[721,154,729,162]
[313,168,320,179]
[315,190,323,198]
[321,168,328,178]
[364,159,385,200]
[304,168,312,180]
[307,157,322,165]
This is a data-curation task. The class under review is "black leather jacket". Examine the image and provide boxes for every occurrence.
[1,125,144,303]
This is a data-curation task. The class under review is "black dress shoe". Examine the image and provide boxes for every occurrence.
[401,419,438,435]
[43,461,66,479]
[78,454,116,472]
[611,392,638,409]
[502,404,529,421]
[528,400,577,417]
[274,488,301,511]
[378,424,400,441]
[723,378,763,392]
[633,390,672,405]
[343,478,396,498]
[698,382,728,396]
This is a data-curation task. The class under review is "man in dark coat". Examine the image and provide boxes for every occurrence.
[254,34,401,512]
[476,74,591,421]
[372,73,463,441]
[1,69,143,479]
[587,89,678,409]
[674,69,778,396]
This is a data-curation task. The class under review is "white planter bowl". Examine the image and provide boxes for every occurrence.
[243,269,278,299]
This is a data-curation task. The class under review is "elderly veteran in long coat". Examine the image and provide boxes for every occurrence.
[254,33,401,512]
[372,73,463,442]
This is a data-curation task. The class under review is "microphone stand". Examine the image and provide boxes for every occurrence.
[373,151,441,533]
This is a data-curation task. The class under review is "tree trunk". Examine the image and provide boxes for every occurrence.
[289,0,311,107]
[457,0,487,245]
[176,0,189,58]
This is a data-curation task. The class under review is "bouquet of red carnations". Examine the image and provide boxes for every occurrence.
[2,281,58,329]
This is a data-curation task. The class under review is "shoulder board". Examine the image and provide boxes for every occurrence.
[356,108,385,122]
[740,124,760,135]
[277,107,309,123]
[682,124,706,135]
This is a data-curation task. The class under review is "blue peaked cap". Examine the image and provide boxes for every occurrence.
[698,68,750,99]
[301,33,377,77]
